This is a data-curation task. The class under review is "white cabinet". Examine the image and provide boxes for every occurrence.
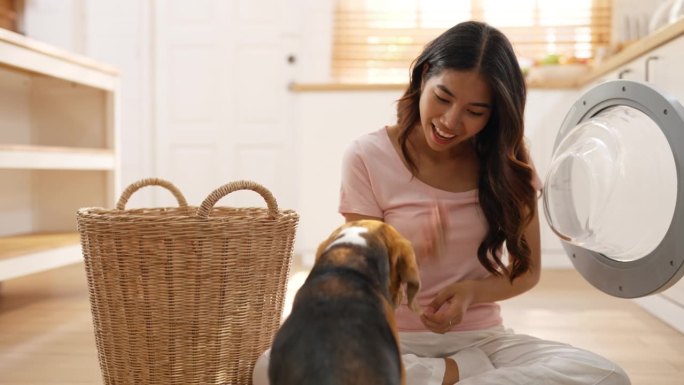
[0,29,119,281]
[587,35,684,96]
[636,36,684,333]
[645,40,684,101]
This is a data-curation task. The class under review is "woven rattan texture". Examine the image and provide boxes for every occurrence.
[77,179,298,385]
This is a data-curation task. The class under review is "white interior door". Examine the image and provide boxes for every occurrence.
[153,0,296,212]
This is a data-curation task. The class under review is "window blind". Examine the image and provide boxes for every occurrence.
[332,0,611,83]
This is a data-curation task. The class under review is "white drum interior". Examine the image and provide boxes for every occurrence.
[544,105,677,262]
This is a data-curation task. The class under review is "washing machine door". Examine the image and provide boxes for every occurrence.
[543,80,684,298]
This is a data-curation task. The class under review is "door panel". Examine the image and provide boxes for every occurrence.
[154,0,295,211]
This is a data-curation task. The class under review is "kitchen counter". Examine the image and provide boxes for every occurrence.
[549,17,684,88]
[291,18,684,92]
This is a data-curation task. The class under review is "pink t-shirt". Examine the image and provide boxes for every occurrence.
[339,127,539,332]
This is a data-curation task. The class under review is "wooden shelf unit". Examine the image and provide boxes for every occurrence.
[0,144,116,170]
[0,232,81,281]
[0,29,119,281]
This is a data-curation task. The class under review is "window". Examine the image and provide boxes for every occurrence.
[332,0,611,83]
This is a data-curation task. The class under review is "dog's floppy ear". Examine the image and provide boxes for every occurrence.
[379,222,421,313]
[393,237,421,313]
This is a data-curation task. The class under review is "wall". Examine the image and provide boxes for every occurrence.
[611,0,671,49]
[293,89,400,265]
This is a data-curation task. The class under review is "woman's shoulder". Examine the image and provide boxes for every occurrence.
[353,126,391,144]
[346,127,394,156]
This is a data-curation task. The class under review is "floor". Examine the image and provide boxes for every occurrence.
[0,263,682,384]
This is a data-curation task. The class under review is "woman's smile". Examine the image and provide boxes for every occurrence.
[432,124,457,144]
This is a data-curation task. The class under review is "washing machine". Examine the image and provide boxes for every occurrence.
[543,79,684,298]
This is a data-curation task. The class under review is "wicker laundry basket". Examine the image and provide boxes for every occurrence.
[77,178,298,385]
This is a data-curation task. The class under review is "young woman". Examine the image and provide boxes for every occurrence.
[338,21,630,385]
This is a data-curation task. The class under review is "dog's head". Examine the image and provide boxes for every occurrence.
[315,219,421,313]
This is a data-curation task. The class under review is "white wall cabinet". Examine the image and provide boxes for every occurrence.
[0,29,119,281]
[633,35,684,334]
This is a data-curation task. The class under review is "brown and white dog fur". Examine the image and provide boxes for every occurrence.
[268,220,421,385]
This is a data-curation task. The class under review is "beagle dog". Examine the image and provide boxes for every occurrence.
[268,219,421,385]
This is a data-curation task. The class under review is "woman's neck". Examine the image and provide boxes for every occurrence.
[387,124,480,192]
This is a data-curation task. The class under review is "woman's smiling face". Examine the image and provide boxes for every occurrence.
[418,69,493,154]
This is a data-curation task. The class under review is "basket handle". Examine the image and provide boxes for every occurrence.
[116,178,189,210]
[197,180,279,219]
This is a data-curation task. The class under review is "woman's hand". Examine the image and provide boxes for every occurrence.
[420,209,543,334]
[420,281,475,334]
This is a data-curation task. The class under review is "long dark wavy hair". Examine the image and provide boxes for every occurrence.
[396,21,536,282]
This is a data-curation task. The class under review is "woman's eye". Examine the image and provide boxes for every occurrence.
[434,93,449,103]
[468,110,485,117]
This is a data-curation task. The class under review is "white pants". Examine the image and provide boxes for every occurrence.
[253,326,630,385]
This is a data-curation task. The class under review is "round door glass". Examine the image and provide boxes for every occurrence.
[544,105,678,262]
